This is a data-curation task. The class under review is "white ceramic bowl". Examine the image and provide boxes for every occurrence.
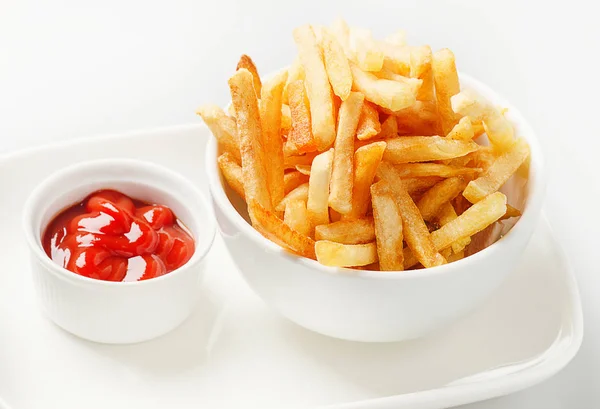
[206,73,546,343]
[23,158,216,344]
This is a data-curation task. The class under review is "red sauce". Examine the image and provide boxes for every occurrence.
[42,190,195,282]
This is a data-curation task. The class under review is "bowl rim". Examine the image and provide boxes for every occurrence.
[206,71,547,280]
[23,158,217,287]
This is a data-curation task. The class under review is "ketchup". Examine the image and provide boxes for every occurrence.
[42,190,195,282]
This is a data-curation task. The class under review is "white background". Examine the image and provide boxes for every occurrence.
[1,0,598,408]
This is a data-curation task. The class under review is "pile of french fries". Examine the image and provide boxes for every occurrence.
[198,19,530,271]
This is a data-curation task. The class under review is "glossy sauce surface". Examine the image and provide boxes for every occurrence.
[43,190,195,282]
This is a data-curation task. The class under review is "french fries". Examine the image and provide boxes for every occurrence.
[347,141,386,219]
[250,200,316,259]
[329,92,364,214]
[350,64,417,111]
[384,136,479,163]
[371,182,404,270]
[196,104,241,163]
[260,70,288,210]
[393,182,446,268]
[293,25,337,150]
[320,28,352,100]
[356,102,382,140]
[463,138,530,203]
[229,69,272,219]
[218,152,245,199]
[404,192,507,268]
[350,28,384,72]
[410,46,434,102]
[284,199,312,237]
[447,116,475,140]
[282,57,305,104]
[236,54,262,97]
[202,19,532,272]
[451,89,514,151]
[417,177,467,221]
[276,183,309,212]
[315,218,375,244]
[287,80,317,154]
[315,240,377,267]
[432,49,460,134]
[437,202,471,253]
[307,149,334,229]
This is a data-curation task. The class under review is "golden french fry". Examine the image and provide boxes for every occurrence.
[282,57,305,105]
[284,151,318,169]
[377,115,398,139]
[377,168,446,268]
[284,171,309,194]
[236,54,262,97]
[283,199,312,237]
[404,192,507,268]
[281,104,292,135]
[286,80,318,154]
[447,116,474,140]
[196,104,241,163]
[229,69,272,217]
[351,64,417,111]
[277,183,309,212]
[315,240,377,267]
[437,202,470,253]
[394,163,481,178]
[260,70,288,210]
[315,218,375,244]
[432,49,460,135]
[329,92,364,214]
[293,25,336,150]
[417,177,467,221]
[218,152,245,199]
[379,42,411,76]
[307,149,334,228]
[463,138,530,203]
[451,89,514,151]
[350,28,384,72]
[394,182,446,268]
[410,46,434,102]
[432,192,506,251]
[347,141,387,219]
[250,200,316,259]
[384,136,479,163]
[500,204,522,220]
[356,102,382,140]
[295,165,311,175]
[320,28,352,100]
[371,181,404,270]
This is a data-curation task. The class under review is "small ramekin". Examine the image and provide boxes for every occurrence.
[23,158,216,344]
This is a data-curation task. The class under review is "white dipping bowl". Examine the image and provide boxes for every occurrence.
[206,73,546,343]
[23,159,216,344]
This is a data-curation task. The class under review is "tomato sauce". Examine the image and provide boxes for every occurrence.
[42,190,195,282]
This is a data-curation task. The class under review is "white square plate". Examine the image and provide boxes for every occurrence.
[0,125,582,409]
